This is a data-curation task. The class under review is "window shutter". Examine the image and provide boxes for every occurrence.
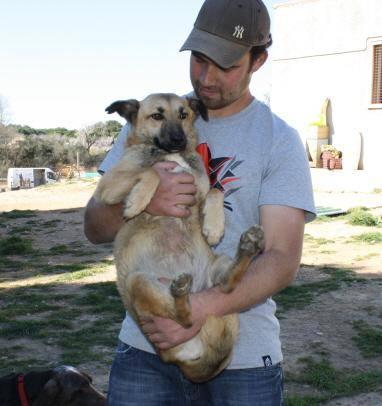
[372,44,382,104]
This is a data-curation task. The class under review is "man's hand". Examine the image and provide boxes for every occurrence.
[145,161,197,218]
[140,292,207,350]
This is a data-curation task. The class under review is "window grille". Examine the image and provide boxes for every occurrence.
[371,44,382,104]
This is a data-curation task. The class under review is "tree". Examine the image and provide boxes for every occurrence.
[104,120,122,141]
[0,124,20,176]
[79,122,108,154]
[0,95,10,125]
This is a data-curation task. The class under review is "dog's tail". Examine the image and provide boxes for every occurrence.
[177,314,238,383]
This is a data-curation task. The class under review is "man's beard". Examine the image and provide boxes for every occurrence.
[193,85,231,110]
[192,74,251,111]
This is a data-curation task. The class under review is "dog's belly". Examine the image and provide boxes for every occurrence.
[115,217,214,292]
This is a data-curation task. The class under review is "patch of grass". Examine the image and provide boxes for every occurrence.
[8,225,33,235]
[0,210,37,220]
[0,236,35,255]
[49,244,70,254]
[40,219,63,228]
[353,252,380,261]
[0,298,61,321]
[56,262,111,282]
[352,320,382,357]
[0,286,72,320]
[303,235,335,246]
[0,254,119,373]
[56,284,122,363]
[58,323,116,364]
[285,394,325,406]
[347,207,381,227]
[352,232,382,244]
[0,256,25,271]
[319,249,336,254]
[286,357,382,403]
[72,282,124,321]
[313,215,336,223]
[275,267,362,313]
[0,356,52,374]
[60,209,79,214]
[1,319,61,339]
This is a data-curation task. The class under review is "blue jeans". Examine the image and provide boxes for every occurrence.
[107,341,284,405]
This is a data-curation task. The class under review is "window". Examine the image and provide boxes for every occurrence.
[371,44,382,104]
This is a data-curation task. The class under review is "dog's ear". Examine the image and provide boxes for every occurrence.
[79,371,93,383]
[186,97,208,121]
[105,99,140,123]
[31,378,60,406]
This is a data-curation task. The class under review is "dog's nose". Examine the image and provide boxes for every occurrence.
[169,130,186,146]
[157,123,188,152]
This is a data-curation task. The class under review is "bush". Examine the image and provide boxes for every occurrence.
[347,208,380,227]
[0,236,34,255]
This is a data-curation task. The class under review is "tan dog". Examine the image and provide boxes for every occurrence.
[93,93,264,382]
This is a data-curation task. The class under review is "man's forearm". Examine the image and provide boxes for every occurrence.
[202,205,305,317]
[195,246,301,318]
[84,197,124,244]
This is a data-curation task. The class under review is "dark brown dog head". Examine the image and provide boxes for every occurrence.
[105,93,208,153]
[30,366,106,406]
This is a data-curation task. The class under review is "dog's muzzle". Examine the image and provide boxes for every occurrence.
[155,124,187,152]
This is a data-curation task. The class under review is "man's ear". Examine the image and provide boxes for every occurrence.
[186,97,209,121]
[251,50,268,73]
[105,99,140,124]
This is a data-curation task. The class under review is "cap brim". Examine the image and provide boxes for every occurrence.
[180,28,250,69]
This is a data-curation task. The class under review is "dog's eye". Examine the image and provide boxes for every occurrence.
[179,112,188,120]
[151,113,164,121]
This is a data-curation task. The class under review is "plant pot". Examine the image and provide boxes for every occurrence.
[309,125,330,139]
[321,151,342,170]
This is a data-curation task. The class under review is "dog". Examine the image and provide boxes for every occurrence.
[93,93,265,382]
[0,365,106,406]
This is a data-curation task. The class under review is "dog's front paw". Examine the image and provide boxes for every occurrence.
[239,225,265,257]
[122,174,159,219]
[202,189,225,245]
[123,196,147,219]
[203,222,224,246]
[170,273,193,297]
[94,183,124,205]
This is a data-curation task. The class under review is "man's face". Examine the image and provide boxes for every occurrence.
[190,51,256,111]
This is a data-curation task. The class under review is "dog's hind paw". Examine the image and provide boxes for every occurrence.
[170,273,193,297]
[239,225,265,257]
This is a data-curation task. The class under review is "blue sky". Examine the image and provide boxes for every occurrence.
[0,0,279,129]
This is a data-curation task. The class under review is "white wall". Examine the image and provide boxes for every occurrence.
[271,0,382,171]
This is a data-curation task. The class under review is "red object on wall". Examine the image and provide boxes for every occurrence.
[321,151,342,170]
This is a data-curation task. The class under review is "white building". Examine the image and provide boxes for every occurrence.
[271,0,382,176]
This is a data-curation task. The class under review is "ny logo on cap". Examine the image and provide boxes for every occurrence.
[233,25,245,39]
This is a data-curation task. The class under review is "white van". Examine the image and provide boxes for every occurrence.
[7,167,57,190]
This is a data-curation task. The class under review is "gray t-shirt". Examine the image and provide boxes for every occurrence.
[99,98,316,369]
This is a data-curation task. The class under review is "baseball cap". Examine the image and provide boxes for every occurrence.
[180,0,271,68]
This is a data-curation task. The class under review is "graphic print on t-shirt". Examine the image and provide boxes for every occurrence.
[196,142,242,211]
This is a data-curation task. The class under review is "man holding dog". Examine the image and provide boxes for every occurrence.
[85,0,316,404]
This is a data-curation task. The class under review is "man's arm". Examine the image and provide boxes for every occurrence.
[84,161,197,244]
[141,204,306,349]
[84,198,124,244]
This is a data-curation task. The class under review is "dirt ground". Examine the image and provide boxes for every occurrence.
[0,180,381,404]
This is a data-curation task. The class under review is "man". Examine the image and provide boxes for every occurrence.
[84,0,316,404]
